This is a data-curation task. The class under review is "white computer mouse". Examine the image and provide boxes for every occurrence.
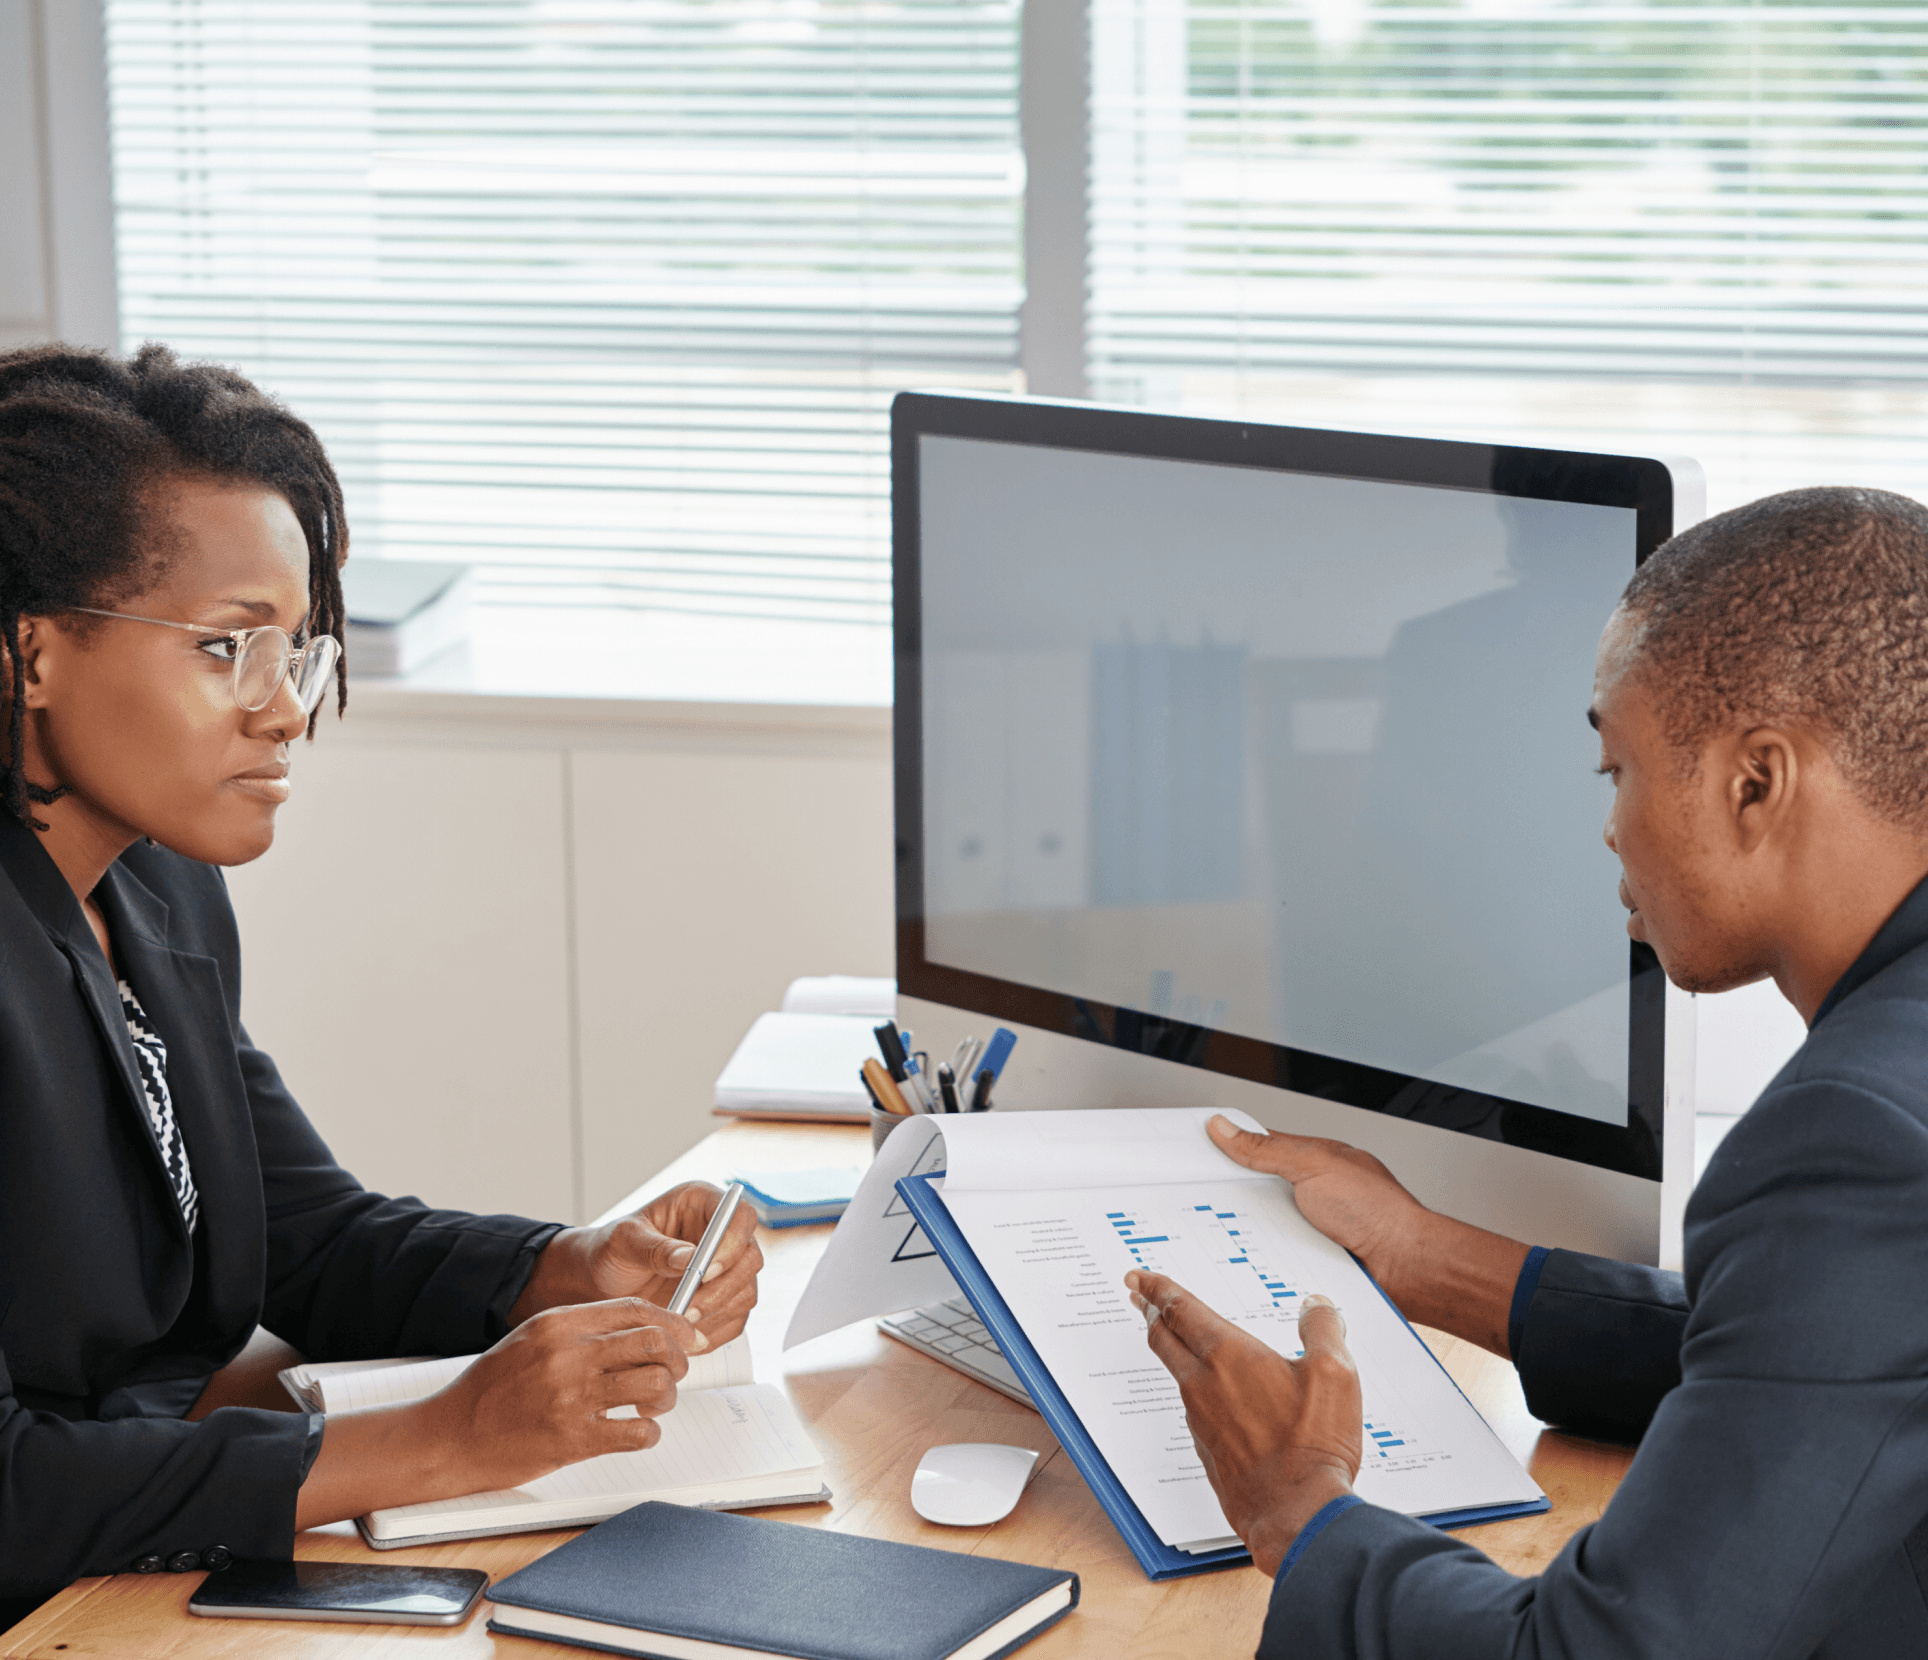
[910,1441,1040,1527]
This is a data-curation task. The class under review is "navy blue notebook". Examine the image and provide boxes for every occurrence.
[485,1501,1079,1660]
[896,1171,1549,1582]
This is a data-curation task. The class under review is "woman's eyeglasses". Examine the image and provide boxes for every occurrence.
[69,608,341,715]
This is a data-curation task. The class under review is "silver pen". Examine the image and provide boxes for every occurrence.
[667,1181,746,1317]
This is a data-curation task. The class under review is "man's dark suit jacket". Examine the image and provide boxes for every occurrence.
[0,818,561,1605]
[1262,876,1928,1658]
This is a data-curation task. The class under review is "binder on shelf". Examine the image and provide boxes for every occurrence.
[340,558,474,678]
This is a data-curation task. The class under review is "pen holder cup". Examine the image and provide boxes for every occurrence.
[869,1106,905,1155]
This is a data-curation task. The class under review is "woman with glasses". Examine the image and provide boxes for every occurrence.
[0,344,761,1620]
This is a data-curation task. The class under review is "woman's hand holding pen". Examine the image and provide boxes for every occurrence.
[509,1180,764,1350]
[296,1185,756,1530]
[421,1298,699,1490]
[293,1295,706,1529]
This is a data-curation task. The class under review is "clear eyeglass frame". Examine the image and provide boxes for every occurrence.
[69,607,341,715]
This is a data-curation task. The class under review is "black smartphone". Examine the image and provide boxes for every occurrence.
[187,1559,488,1625]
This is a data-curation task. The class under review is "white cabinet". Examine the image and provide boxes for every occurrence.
[223,730,577,1220]
[572,741,893,1220]
[225,688,893,1226]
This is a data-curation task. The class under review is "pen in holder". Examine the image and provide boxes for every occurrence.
[861,1057,917,1153]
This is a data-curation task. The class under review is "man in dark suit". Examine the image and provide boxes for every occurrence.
[1128,485,1928,1656]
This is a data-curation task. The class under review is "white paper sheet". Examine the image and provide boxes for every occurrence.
[938,1106,1272,1195]
[779,975,897,1017]
[783,1114,957,1347]
[784,1108,1263,1349]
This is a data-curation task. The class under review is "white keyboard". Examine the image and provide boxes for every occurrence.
[879,1296,1032,1405]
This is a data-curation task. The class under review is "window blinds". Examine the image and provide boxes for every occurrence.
[1089,0,1928,515]
[104,1,1022,634]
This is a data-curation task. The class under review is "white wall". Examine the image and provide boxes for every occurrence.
[223,688,894,1225]
[1695,979,1809,1118]
[0,0,118,351]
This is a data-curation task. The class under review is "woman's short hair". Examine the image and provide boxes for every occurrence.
[0,342,348,827]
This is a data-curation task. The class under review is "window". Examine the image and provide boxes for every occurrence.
[104,1,1928,701]
[105,1,1022,699]
[1090,0,1928,518]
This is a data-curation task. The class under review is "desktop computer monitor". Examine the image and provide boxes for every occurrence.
[893,393,1702,1268]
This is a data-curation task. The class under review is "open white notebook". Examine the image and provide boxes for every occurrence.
[279,1336,827,1547]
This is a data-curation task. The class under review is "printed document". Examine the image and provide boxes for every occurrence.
[792,1108,1543,1553]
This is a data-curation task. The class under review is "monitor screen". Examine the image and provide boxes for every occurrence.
[894,395,1679,1180]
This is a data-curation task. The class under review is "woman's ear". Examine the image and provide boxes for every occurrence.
[4,616,74,817]
[13,615,61,711]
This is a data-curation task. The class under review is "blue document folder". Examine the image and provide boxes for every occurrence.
[895,1169,1549,1582]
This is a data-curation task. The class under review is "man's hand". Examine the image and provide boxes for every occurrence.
[1206,1116,1433,1300]
[1207,1115,1529,1356]
[1128,1269,1362,1577]
[510,1181,763,1351]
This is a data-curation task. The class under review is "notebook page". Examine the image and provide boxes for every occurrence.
[277,1355,431,1411]
[522,1384,817,1501]
[941,1175,1543,1551]
[313,1355,473,1413]
[366,1384,819,1533]
[286,1335,752,1414]
[687,1334,755,1391]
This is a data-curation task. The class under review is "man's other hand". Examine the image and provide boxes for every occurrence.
[1206,1115,1530,1357]
[1206,1115,1433,1301]
[1128,1268,1362,1577]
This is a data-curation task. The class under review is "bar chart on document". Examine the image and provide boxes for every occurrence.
[927,1111,1545,1555]
[1104,1191,1443,1480]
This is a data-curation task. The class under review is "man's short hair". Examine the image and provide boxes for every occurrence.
[1621,485,1928,835]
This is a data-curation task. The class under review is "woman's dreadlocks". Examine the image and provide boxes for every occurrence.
[0,342,348,827]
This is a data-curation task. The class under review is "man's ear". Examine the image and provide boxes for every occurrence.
[1730,725,1798,853]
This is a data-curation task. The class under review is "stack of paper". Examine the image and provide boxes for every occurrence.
[341,558,474,677]
[714,1012,879,1121]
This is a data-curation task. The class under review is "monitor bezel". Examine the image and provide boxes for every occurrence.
[892,391,1677,1183]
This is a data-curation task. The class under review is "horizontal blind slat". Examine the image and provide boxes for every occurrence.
[104,0,1021,629]
[1090,0,1928,515]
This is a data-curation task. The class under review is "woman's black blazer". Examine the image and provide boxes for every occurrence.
[0,816,561,1599]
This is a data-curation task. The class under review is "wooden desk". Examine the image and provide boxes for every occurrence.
[5,1121,1633,1660]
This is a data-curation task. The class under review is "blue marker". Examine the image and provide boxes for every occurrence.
[968,1027,1019,1110]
